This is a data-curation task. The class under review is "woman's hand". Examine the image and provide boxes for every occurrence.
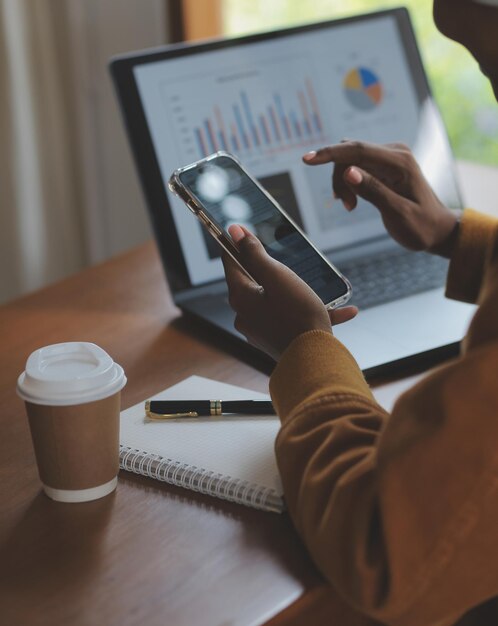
[303,141,461,258]
[222,225,358,361]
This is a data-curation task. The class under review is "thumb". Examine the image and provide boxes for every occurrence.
[343,166,403,217]
[228,224,279,285]
[328,305,358,326]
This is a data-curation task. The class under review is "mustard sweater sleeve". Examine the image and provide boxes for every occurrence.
[270,218,498,626]
[446,209,498,303]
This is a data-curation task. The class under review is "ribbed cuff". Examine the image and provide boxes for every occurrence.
[446,209,498,304]
[269,330,374,423]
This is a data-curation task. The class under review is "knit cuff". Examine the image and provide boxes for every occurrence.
[269,330,374,423]
[446,209,498,304]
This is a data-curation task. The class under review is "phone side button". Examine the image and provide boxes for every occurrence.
[199,214,222,237]
[198,211,213,227]
[187,200,197,213]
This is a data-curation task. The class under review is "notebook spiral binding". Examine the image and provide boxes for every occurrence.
[119,446,284,513]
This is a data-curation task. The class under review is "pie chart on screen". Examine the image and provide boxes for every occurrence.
[344,67,383,111]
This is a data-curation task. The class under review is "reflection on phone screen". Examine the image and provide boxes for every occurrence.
[179,155,348,305]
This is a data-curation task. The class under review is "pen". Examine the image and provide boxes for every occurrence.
[145,399,275,419]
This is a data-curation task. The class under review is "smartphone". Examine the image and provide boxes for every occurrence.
[169,152,352,309]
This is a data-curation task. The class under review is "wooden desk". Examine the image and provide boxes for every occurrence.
[1,162,495,626]
[0,242,380,626]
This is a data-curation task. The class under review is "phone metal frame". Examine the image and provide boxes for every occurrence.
[169,151,352,310]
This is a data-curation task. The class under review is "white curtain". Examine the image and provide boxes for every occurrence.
[0,0,172,304]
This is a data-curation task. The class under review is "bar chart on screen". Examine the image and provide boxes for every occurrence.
[161,59,329,163]
[191,79,325,157]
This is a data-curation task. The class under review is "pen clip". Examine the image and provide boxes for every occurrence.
[145,401,198,420]
[146,411,199,420]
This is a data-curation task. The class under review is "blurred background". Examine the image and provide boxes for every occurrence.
[1,0,496,305]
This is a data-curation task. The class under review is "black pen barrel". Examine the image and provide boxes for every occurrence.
[147,400,275,416]
[148,400,211,415]
[222,401,275,414]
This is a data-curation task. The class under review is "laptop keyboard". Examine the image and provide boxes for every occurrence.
[337,248,449,310]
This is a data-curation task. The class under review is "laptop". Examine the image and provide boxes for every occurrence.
[110,7,475,378]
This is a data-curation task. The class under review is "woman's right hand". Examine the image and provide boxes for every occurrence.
[303,141,461,258]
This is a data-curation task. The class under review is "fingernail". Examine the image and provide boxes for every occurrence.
[303,151,317,160]
[343,200,352,211]
[228,224,246,243]
[346,167,362,185]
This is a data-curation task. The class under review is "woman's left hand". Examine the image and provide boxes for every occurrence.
[222,225,358,361]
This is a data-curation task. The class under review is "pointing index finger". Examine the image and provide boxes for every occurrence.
[303,141,402,168]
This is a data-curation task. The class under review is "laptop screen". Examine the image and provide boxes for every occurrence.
[124,10,460,288]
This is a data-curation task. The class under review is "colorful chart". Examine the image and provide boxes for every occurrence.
[190,78,325,159]
[343,67,383,111]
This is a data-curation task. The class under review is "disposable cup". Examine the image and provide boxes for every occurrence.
[17,342,126,503]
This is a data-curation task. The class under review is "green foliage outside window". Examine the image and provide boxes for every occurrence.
[222,0,498,165]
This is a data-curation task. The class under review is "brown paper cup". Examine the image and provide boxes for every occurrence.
[25,392,121,502]
[17,342,126,503]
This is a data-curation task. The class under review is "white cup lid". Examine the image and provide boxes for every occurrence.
[17,342,127,406]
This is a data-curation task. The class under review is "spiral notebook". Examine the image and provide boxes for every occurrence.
[119,376,284,513]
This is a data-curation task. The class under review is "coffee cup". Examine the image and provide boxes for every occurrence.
[17,342,126,503]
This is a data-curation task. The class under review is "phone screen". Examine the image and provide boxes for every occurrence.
[178,155,349,306]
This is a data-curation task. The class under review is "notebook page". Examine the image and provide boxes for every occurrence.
[120,376,282,495]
